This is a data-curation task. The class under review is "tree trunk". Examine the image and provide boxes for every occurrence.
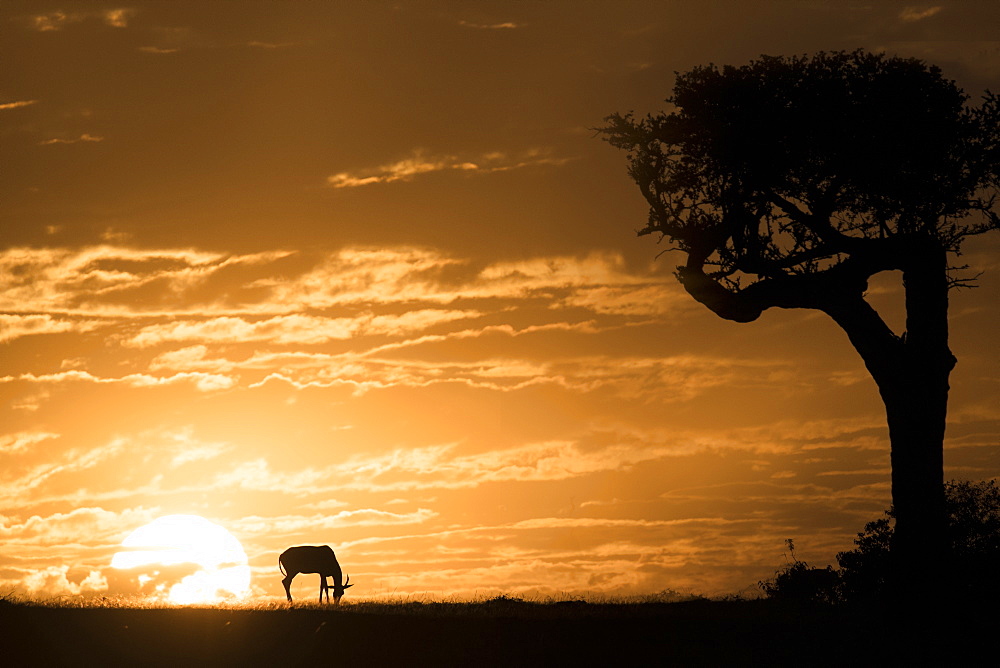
[824,243,954,604]
[880,365,950,600]
[880,247,955,602]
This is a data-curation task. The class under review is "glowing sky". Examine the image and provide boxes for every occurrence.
[2,1,999,600]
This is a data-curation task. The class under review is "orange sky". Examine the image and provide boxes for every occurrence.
[2,1,999,601]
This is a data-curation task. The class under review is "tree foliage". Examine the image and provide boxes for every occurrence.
[600,50,999,314]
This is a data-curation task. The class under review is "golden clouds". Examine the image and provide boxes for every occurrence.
[0,314,101,342]
[30,10,73,31]
[0,243,673,337]
[1,506,157,598]
[0,431,60,455]
[28,8,136,31]
[0,246,290,316]
[0,244,710,418]
[0,437,128,503]
[5,370,235,393]
[0,100,38,111]
[457,20,520,30]
[103,8,135,28]
[137,46,179,54]
[128,311,481,347]
[0,241,807,464]
[899,6,942,22]
[262,247,672,311]
[20,566,107,597]
[327,150,574,188]
[328,439,683,491]
[236,351,785,399]
[37,134,105,146]
[328,155,478,188]
[231,508,438,535]
[0,506,153,545]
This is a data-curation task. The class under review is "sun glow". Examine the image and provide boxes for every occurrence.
[111,515,251,604]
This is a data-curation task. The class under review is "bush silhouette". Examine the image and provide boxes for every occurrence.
[763,480,1000,603]
[759,540,840,605]
[837,479,1000,602]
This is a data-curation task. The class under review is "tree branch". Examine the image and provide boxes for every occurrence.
[766,190,875,254]
[821,296,904,390]
[678,246,895,323]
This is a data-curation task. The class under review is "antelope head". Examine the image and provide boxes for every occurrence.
[331,573,354,603]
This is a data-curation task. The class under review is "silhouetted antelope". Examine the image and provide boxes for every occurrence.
[279,545,353,603]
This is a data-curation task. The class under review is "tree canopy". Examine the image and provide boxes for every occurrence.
[600,50,999,323]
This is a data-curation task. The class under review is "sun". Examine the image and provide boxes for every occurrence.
[111,514,251,604]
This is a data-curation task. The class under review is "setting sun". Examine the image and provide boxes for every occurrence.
[111,515,250,604]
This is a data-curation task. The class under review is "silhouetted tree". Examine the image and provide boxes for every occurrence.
[838,479,1000,601]
[601,51,1000,595]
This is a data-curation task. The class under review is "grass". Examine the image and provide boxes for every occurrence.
[0,592,993,666]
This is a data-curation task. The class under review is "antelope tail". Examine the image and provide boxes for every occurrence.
[279,557,286,577]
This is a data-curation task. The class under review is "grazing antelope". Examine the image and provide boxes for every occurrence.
[279,545,353,603]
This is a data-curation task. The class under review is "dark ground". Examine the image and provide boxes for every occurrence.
[0,597,992,666]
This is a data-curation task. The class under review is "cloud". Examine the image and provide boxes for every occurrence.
[0,246,291,316]
[0,431,60,455]
[0,314,102,342]
[232,508,438,534]
[261,247,670,312]
[0,100,38,111]
[240,347,783,401]
[899,6,942,22]
[327,149,573,188]
[0,440,130,503]
[327,154,478,188]
[0,506,165,598]
[168,436,231,468]
[309,439,693,493]
[0,427,244,508]
[19,565,108,596]
[28,8,136,31]
[0,245,670,322]
[38,134,105,146]
[30,10,73,31]
[3,370,235,393]
[257,247,461,306]
[139,46,179,54]
[211,459,329,492]
[148,345,212,370]
[198,437,703,498]
[103,8,136,28]
[246,41,298,49]
[0,506,155,545]
[458,20,520,30]
[0,243,765,403]
[560,284,686,316]
[130,310,481,348]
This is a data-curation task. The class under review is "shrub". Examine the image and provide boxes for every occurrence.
[762,480,1000,604]
[759,540,841,605]
[837,479,1000,601]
